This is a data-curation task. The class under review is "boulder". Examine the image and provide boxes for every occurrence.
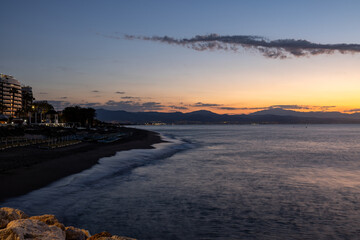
[30,214,65,230]
[0,219,65,240]
[0,207,135,240]
[0,207,29,229]
[65,226,90,240]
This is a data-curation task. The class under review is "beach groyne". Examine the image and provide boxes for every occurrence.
[0,207,135,240]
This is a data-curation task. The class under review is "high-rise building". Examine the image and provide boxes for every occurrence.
[0,73,22,117]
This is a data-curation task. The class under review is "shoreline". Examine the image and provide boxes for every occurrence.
[0,127,163,202]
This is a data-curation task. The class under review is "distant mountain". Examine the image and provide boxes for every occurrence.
[96,109,235,124]
[96,108,360,124]
[250,108,359,119]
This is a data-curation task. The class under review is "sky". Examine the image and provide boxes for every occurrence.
[1,0,360,114]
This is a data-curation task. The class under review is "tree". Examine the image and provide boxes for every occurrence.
[33,101,55,123]
[62,106,96,127]
[33,101,54,113]
[17,91,35,119]
[22,91,34,112]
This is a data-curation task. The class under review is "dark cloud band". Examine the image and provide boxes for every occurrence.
[124,34,360,59]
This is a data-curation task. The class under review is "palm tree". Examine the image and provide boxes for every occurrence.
[33,101,54,123]
[21,91,34,118]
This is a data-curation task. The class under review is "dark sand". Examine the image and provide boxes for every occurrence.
[0,128,162,202]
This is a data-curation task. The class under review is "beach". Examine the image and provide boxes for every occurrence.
[0,127,162,202]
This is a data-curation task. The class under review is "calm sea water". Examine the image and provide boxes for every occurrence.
[4,124,360,239]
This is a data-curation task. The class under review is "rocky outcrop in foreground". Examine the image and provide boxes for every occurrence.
[0,207,135,240]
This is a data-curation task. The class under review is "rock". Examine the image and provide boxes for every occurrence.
[0,219,65,240]
[87,232,136,240]
[65,226,90,240]
[0,207,29,229]
[96,236,136,240]
[87,231,112,240]
[106,236,136,240]
[0,228,19,240]
[30,214,65,230]
[0,207,135,240]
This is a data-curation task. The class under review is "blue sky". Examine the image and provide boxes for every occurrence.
[1,0,360,113]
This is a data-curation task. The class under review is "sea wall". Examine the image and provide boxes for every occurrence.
[0,207,135,240]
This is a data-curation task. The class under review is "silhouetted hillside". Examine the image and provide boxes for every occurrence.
[96,108,360,124]
[250,108,360,119]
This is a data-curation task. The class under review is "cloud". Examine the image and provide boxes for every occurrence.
[142,102,164,109]
[47,100,72,111]
[59,97,68,99]
[268,105,336,111]
[121,96,141,100]
[92,90,100,93]
[46,100,104,111]
[115,91,125,94]
[269,105,310,110]
[79,102,101,108]
[218,107,239,110]
[169,105,188,110]
[193,102,222,107]
[122,33,360,59]
[316,106,336,111]
[39,92,48,95]
[217,105,337,112]
[192,102,264,111]
[218,107,265,111]
[102,100,165,111]
[345,108,360,113]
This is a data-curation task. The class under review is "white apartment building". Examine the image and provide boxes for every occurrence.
[0,73,22,117]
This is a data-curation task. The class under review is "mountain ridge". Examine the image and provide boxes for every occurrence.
[250,108,360,119]
[95,108,360,124]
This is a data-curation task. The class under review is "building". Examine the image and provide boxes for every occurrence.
[0,74,22,117]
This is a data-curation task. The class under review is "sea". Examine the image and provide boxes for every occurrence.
[4,124,360,240]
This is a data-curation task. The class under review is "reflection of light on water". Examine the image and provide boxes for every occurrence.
[291,167,360,189]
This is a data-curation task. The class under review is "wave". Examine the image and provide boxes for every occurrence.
[3,134,193,216]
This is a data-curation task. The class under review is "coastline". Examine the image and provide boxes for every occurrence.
[0,127,163,202]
